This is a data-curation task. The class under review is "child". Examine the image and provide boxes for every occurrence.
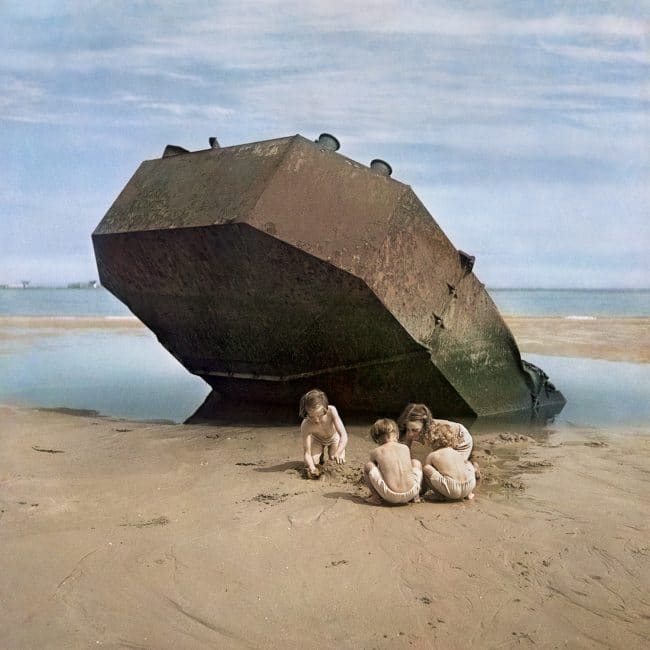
[299,389,348,479]
[363,418,423,505]
[397,403,474,461]
[397,403,434,448]
[422,424,477,501]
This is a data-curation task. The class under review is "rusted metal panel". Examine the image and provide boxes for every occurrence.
[95,137,294,235]
[92,133,565,421]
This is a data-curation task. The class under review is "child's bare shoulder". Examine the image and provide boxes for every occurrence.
[377,441,401,456]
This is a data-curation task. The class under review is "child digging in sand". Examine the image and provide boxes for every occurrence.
[397,402,474,461]
[299,389,348,479]
[363,419,423,505]
[422,424,478,501]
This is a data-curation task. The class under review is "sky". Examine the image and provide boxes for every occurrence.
[1,1,648,288]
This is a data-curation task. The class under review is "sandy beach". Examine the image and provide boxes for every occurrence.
[505,317,650,364]
[1,318,649,648]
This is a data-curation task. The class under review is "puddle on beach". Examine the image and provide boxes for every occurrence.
[1,326,649,431]
[4,325,643,502]
[523,353,650,431]
[0,327,209,423]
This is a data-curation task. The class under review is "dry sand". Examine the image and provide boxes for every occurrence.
[1,318,649,648]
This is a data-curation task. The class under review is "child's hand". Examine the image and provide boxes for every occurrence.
[331,454,345,465]
[308,467,321,479]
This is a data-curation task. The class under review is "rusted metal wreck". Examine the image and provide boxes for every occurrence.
[92,133,565,422]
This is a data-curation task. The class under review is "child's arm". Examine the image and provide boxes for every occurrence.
[330,405,348,464]
[302,427,318,473]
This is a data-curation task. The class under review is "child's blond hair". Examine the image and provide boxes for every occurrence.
[369,418,399,444]
[298,388,329,419]
[422,421,464,450]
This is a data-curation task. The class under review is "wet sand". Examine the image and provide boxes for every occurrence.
[1,318,649,648]
[2,315,648,364]
[504,316,650,364]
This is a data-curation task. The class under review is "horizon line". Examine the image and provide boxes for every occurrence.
[2,284,649,292]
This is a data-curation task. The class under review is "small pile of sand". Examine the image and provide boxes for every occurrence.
[301,459,365,486]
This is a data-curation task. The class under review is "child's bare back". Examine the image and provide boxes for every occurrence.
[423,447,476,501]
[371,442,418,494]
[426,447,471,481]
[364,419,423,505]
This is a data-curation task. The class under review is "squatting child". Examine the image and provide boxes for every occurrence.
[299,389,348,479]
[397,402,474,460]
[363,418,423,505]
[422,424,478,501]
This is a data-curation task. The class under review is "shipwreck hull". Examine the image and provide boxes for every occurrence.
[93,134,565,421]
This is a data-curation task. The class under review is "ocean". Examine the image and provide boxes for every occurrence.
[1,287,649,427]
[2,287,650,318]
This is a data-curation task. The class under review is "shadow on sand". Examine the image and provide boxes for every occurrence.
[186,390,560,440]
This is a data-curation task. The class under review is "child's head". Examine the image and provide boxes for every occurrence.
[369,418,399,444]
[423,422,464,450]
[299,388,329,421]
[397,403,434,444]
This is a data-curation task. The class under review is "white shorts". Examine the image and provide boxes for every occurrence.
[425,464,476,500]
[367,466,423,504]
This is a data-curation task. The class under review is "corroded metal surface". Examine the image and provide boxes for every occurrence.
[93,134,565,420]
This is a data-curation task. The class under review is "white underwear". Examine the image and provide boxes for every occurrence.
[425,464,476,500]
[367,466,423,504]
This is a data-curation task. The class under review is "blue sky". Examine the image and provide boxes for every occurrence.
[1,1,648,288]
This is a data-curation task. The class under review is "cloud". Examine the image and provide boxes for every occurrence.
[136,101,234,120]
[540,42,650,65]
[0,76,47,123]
[0,1,647,287]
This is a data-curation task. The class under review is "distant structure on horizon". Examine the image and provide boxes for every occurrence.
[67,281,99,289]
[1,281,32,289]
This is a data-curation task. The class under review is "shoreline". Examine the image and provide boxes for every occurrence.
[2,315,649,429]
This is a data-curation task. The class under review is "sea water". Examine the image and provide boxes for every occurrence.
[0,287,131,317]
[525,354,650,430]
[0,325,209,423]
[489,288,650,318]
[1,288,648,426]
[2,287,650,318]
